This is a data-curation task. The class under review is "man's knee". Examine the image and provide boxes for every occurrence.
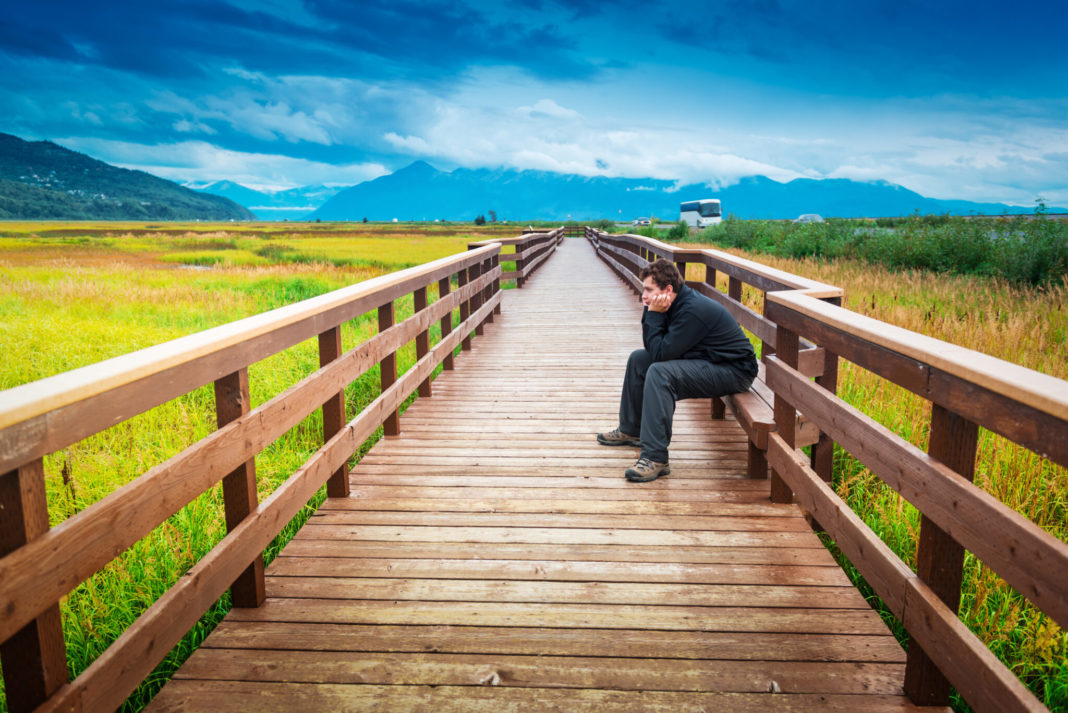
[627,349,653,373]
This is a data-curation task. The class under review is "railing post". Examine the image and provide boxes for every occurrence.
[904,405,979,705]
[706,263,726,420]
[214,368,266,607]
[470,260,484,337]
[770,326,799,503]
[378,301,399,436]
[458,267,471,351]
[516,244,526,288]
[438,276,454,369]
[810,296,841,484]
[492,253,502,313]
[0,459,68,713]
[318,327,350,497]
[414,286,431,397]
[482,256,494,323]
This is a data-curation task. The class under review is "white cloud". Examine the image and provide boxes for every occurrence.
[53,137,387,191]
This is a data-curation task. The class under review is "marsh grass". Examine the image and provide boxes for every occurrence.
[680,247,1068,710]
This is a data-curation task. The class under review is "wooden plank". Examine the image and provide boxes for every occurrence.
[261,576,866,609]
[226,598,891,635]
[278,540,838,567]
[200,621,905,662]
[267,556,852,586]
[293,524,822,548]
[306,510,813,532]
[147,681,943,713]
[175,648,905,695]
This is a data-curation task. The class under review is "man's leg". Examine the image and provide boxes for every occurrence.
[619,348,652,437]
[639,359,755,463]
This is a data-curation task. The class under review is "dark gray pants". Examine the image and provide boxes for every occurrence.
[619,349,755,462]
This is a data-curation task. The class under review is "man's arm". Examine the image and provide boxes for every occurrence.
[642,304,706,361]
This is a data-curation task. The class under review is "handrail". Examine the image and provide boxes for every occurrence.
[469,226,564,286]
[0,235,555,713]
[586,228,1067,712]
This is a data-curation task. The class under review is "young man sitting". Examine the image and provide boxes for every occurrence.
[598,259,758,482]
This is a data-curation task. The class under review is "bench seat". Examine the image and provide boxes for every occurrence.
[716,362,819,478]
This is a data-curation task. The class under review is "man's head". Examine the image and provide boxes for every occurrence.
[638,259,684,310]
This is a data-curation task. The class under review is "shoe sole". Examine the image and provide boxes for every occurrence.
[597,435,640,447]
[625,465,671,482]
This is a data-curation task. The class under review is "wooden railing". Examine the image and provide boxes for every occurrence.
[587,229,1068,713]
[469,227,564,287]
[0,233,558,713]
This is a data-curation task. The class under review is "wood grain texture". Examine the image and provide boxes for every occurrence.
[145,238,916,713]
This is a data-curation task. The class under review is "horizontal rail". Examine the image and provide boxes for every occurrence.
[766,433,1046,712]
[766,291,1068,442]
[0,272,497,644]
[0,244,500,475]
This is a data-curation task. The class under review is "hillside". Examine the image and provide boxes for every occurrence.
[189,181,342,220]
[0,132,253,221]
[309,161,1051,222]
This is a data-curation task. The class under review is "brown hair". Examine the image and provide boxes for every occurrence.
[639,258,683,292]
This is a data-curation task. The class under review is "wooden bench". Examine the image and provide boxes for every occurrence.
[713,361,820,478]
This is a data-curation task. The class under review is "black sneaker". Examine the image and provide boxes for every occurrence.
[625,457,670,482]
[597,427,640,447]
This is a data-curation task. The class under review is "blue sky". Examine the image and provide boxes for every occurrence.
[2,0,1066,205]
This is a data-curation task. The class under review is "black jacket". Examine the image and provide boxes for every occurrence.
[641,284,758,375]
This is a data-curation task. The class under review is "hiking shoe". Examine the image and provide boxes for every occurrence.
[625,457,671,482]
[597,427,640,447]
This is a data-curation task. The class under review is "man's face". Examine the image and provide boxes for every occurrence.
[641,276,672,307]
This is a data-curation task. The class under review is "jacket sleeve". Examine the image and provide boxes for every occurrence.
[642,305,706,361]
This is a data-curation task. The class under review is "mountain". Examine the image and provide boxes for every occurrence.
[0,132,253,221]
[190,181,343,220]
[309,161,1055,222]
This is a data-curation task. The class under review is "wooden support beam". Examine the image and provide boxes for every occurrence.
[318,327,350,497]
[770,327,799,504]
[414,287,432,398]
[214,369,265,608]
[438,276,454,369]
[904,404,979,706]
[378,302,399,436]
[0,459,68,713]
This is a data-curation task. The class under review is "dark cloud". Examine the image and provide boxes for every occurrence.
[0,0,599,84]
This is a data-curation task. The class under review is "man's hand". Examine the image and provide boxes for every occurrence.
[647,291,675,313]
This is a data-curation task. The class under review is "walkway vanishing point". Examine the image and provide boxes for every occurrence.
[146,237,925,713]
[5,229,1066,713]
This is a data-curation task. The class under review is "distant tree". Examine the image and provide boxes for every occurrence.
[488,210,497,223]
[362,216,368,223]
[474,214,486,226]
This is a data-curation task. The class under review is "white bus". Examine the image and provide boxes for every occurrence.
[679,199,722,228]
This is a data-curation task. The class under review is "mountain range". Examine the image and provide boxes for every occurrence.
[303,161,1054,222]
[0,130,1056,222]
[0,132,252,221]
[183,181,343,221]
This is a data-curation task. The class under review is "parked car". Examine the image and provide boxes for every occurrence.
[793,214,824,224]
[632,217,651,226]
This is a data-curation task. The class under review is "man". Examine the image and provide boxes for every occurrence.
[598,259,758,482]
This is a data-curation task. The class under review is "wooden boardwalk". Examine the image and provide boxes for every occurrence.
[147,238,935,712]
